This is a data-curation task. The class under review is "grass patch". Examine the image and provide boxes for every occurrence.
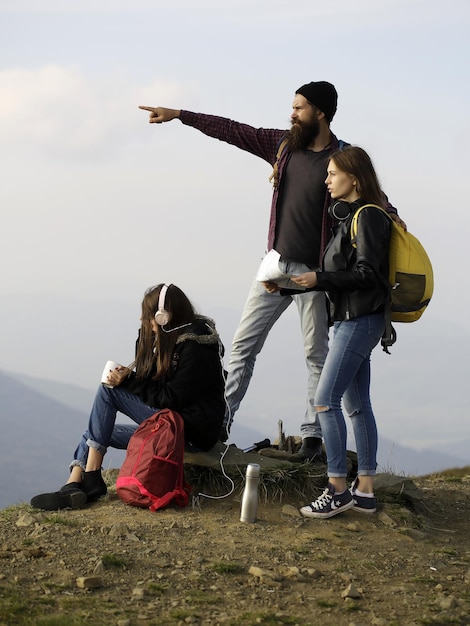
[101,553,128,569]
[184,462,327,503]
[209,561,244,574]
[170,608,203,621]
[184,589,219,604]
[0,504,28,521]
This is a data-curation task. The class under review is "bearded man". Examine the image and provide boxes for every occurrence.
[140,81,401,460]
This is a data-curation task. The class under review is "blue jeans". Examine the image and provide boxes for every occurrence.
[314,313,385,478]
[224,271,329,438]
[70,384,159,470]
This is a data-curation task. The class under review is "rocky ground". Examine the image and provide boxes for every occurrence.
[0,455,469,626]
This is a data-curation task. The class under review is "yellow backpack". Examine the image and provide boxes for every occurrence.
[351,204,434,352]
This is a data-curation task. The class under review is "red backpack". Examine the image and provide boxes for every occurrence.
[116,409,191,512]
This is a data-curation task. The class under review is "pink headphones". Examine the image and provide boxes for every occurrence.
[154,284,171,326]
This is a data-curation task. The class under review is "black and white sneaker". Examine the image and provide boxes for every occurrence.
[350,477,377,514]
[300,483,354,519]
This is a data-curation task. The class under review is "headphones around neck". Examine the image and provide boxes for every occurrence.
[328,199,360,222]
[154,284,171,326]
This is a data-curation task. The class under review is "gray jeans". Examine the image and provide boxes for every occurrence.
[224,262,329,439]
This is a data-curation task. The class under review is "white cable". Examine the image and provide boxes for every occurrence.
[196,331,236,502]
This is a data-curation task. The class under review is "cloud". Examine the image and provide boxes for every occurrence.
[0,65,187,159]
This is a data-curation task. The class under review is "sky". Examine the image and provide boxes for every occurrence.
[1,0,469,459]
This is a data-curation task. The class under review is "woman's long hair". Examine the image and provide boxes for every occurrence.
[134,283,196,380]
[328,146,384,208]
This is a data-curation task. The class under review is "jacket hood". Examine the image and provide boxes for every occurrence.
[175,316,222,349]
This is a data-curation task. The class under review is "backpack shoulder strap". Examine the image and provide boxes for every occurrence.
[349,203,396,354]
[350,203,388,247]
[268,136,289,189]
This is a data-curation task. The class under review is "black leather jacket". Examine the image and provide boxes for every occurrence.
[316,204,391,321]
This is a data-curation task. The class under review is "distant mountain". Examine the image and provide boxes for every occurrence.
[0,371,265,509]
[1,370,468,509]
[0,372,88,509]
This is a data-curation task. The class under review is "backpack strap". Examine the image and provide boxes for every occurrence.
[350,203,396,354]
[268,137,289,189]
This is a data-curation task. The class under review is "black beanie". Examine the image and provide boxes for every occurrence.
[295,81,338,122]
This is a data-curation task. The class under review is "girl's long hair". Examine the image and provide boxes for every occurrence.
[134,283,196,380]
[328,146,385,208]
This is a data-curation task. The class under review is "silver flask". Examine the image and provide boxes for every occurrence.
[240,463,260,523]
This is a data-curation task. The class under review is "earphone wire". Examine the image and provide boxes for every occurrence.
[161,322,192,333]
[193,327,235,508]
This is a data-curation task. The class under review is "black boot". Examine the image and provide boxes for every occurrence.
[30,482,87,511]
[298,437,323,462]
[82,470,108,501]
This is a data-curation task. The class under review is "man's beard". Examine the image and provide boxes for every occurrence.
[286,117,320,151]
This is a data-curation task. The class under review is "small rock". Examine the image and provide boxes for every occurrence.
[132,587,145,600]
[439,596,457,610]
[108,522,129,537]
[248,565,282,581]
[341,583,361,599]
[284,566,300,578]
[281,504,301,517]
[76,576,103,589]
[403,528,427,541]
[16,513,36,527]
[377,512,397,527]
[126,533,140,542]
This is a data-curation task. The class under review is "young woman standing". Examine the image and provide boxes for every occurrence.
[292,146,392,518]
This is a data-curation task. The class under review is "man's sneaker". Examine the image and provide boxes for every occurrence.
[350,477,377,514]
[298,437,323,462]
[30,483,87,511]
[300,483,354,519]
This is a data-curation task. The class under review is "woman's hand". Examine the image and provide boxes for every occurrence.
[106,367,130,388]
[291,272,318,289]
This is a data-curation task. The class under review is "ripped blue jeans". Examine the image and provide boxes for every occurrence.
[314,313,385,478]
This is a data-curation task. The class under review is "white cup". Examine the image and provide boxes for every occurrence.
[100,360,122,388]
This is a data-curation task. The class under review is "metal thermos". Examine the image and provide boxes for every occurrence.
[240,463,260,523]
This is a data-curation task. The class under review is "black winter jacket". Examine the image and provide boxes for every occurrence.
[122,316,225,451]
[316,204,391,321]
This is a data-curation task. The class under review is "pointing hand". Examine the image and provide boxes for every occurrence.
[138,106,180,123]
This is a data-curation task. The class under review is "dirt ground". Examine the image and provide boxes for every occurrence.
[1,465,469,626]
